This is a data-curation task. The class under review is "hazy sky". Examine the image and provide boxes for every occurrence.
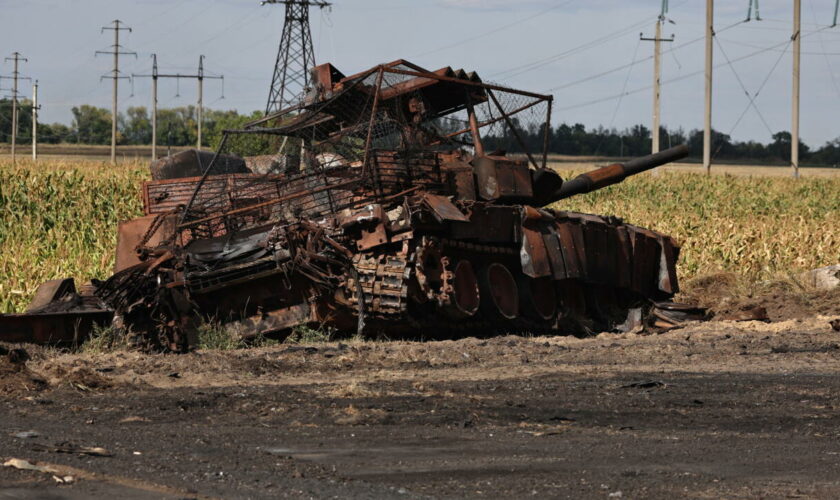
[3,0,840,146]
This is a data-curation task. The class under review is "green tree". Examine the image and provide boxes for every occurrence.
[205,109,274,155]
[71,105,113,145]
[122,106,151,145]
[0,98,34,143]
[39,122,74,144]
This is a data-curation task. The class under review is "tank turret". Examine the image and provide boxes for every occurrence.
[472,144,689,208]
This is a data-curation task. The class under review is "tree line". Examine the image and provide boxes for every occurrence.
[486,121,840,166]
[2,99,839,166]
[0,100,258,150]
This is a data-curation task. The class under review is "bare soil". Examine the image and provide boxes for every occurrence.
[1,286,840,499]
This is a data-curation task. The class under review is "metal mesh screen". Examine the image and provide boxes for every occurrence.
[176,62,551,242]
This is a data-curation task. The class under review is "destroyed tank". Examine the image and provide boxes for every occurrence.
[93,60,690,351]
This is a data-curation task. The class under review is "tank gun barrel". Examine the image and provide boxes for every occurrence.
[548,144,689,203]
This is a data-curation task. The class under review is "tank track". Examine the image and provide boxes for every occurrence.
[344,237,642,339]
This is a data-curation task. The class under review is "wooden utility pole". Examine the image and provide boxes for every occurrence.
[152,55,158,159]
[791,0,801,179]
[3,52,29,164]
[96,20,136,165]
[133,55,222,157]
[133,54,159,159]
[32,81,39,161]
[703,0,714,175]
[652,19,662,155]
[641,17,674,168]
[197,55,204,150]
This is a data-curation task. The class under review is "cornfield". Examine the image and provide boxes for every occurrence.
[0,159,146,313]
[0,158,838,313]
[554,168,840,280]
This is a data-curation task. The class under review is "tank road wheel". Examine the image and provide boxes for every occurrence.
[479,262,519,320]
[446,260,481,318]
[415,238,444,302]
[555,279,589,332]
[519,277,557,322]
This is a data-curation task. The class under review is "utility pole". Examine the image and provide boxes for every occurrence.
[152,54,158,158]
[641,2,674,174]
[3,52,29,163]
[133,54,159,159]
[791,0,801,179]
[262,0,332,115]
[96,20,136,165]
[32,81,39,161]
[133,55,222,155]
[197,55,204,150]
[703,0,714,175]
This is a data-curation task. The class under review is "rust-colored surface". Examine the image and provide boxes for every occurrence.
[0,310,113,345]
[7,59,693,350]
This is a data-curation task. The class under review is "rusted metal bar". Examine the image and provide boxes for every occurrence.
[362,67,385,181]
[382,67,553,101]
[543,98,552,169]
[487,89,539,169]
[378,185,422,203]
[178,132,229,226]
[465,91,485,157]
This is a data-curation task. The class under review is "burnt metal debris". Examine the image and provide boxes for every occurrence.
[1,60,692,350]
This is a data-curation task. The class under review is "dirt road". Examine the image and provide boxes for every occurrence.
[2,312,840,499]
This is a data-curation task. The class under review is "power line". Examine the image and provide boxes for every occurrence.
[488,0,694,82]
[555,36,793,112]
[594,38,642,155]
[545,19,746,93]
[132,0,192,29]
[182,8,265,54]
[716,37,840,55]
[714,35,786,140]
[412,0,576,59]
[808,0,840,103]
[133,54,224,156]
[489,16,654,81]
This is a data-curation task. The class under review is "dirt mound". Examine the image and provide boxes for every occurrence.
[0,354,47,397]
[681,272,840,322]
[45,365,112,391]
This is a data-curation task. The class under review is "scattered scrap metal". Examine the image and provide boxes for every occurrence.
[1,59,700,351]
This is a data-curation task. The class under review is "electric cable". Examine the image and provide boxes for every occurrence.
[593,37,642,155]
[490,16,654,81]
[714,35,781,138]
[808,0,840,101]
[545,19,746,93]
[554,35,793,112]
[412,0,577,58]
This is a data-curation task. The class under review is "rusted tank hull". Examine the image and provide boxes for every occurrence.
[97,196,679,349]
[0,311,113,346]
[10,60,694,350]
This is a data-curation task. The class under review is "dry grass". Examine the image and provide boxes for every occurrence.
[1,157,837,313]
